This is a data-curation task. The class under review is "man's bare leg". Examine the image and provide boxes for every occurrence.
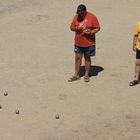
[75,53,83,76]
[135,59,140,80]
[129,59,140,86]
[84,55,91,82]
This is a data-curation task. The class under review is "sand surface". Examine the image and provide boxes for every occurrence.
[0,0,140,140]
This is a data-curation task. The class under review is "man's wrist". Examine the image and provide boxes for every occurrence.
[90,30,94,35]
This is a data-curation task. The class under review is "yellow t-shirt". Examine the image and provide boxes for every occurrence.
[134,21,140,50]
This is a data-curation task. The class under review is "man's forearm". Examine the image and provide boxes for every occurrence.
[133,35,138,47]
[70,26,78,32]
[90,27,100,35]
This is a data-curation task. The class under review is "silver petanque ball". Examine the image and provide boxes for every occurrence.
[55,114,60,119]
[4,92,8,96]
[15,110,20,114]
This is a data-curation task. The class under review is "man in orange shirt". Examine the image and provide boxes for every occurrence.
[68,4,100,82]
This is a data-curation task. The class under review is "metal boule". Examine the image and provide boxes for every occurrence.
[55,114,60,119]
[15,110,20,114]
[4,92,8,96]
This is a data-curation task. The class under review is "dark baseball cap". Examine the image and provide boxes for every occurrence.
[76,4,87,14]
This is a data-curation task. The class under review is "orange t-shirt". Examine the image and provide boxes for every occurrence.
[70,12,100,47]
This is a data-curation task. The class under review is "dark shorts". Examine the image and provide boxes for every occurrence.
[74,45,96,57]
[136,49,140,59]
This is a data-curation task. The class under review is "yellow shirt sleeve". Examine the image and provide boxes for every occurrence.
[134,22,140,50]
[134,23,139,35]
[134,22,140,35]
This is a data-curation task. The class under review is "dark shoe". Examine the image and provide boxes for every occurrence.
[129,80,139,86]
[68,75,80,82]
[84,76,90,82]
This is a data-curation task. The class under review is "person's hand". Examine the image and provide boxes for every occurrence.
[133,46,136,52]
[76,25,84,32]
[83,29,91,35]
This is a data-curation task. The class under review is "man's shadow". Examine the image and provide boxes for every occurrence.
[80,65,104,77]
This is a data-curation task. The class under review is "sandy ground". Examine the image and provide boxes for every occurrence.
[0,0,140,140]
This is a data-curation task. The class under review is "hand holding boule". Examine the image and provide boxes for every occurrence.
[77,25,84,32]
[83,29,91,34]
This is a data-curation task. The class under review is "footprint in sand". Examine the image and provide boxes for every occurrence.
[58,94,67,100]
[26,14,49,24]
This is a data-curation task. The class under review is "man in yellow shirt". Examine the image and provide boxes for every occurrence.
[129,21,140,86]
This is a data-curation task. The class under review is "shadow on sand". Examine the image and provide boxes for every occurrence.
[80,65,104,77]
